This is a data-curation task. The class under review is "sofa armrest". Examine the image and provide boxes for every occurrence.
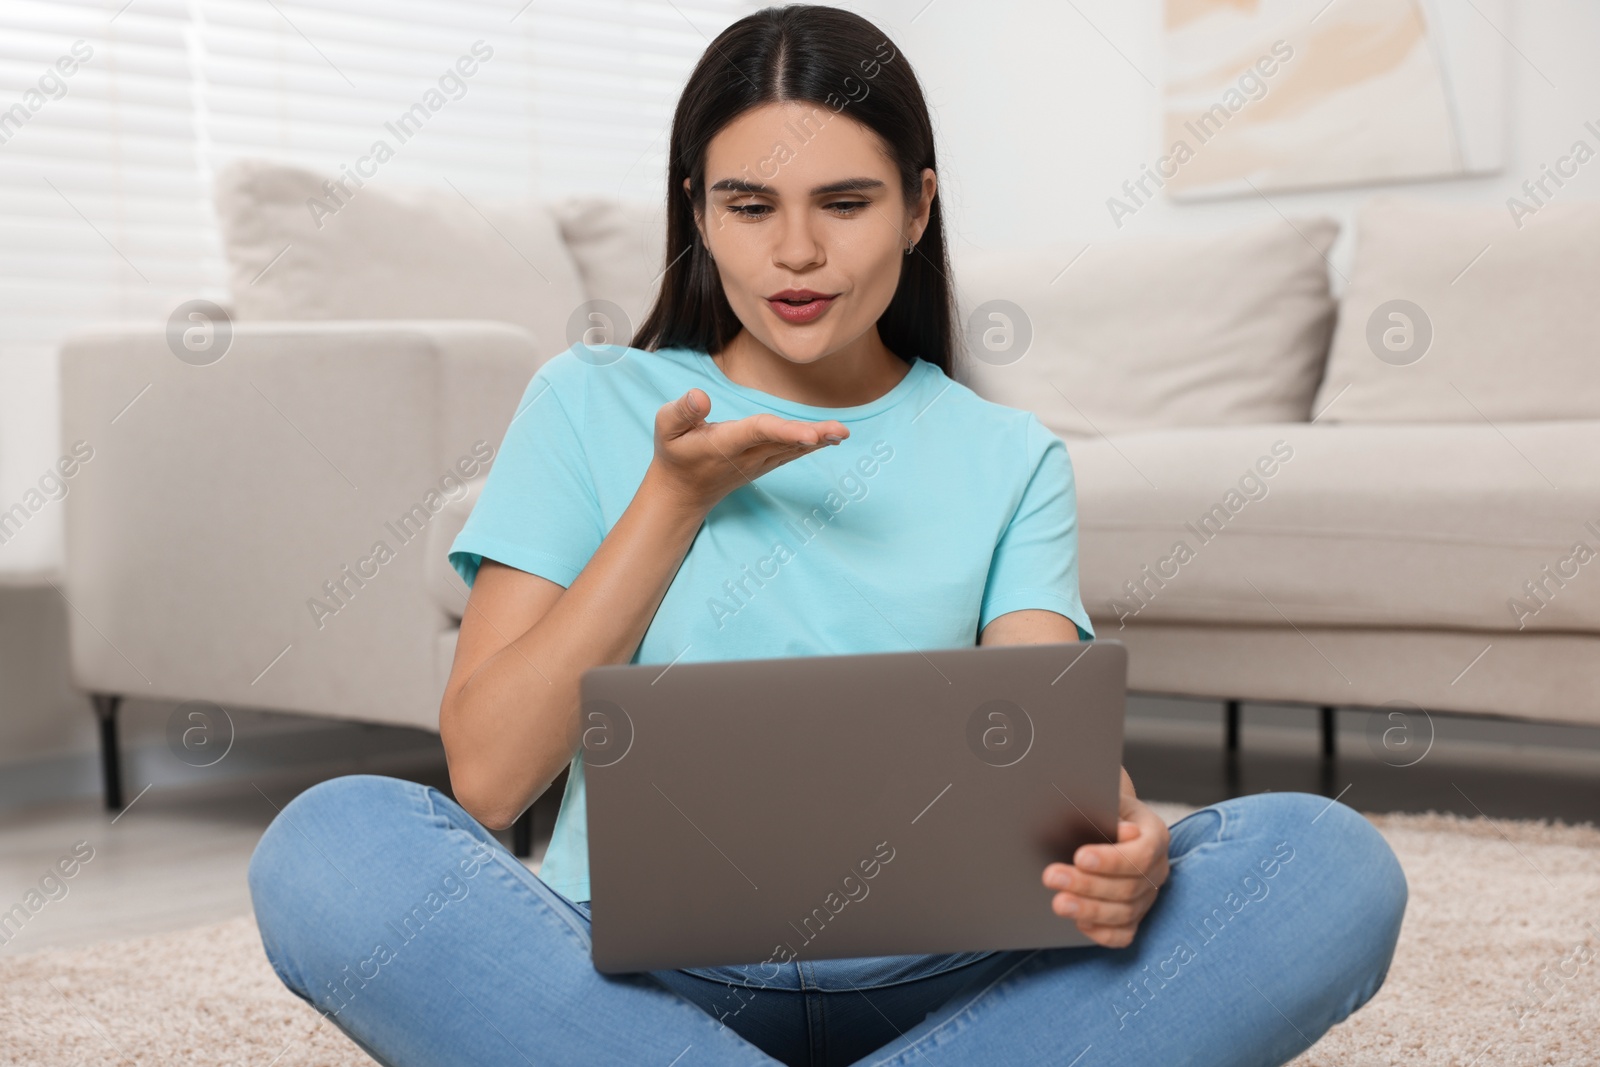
[57,319,540,730]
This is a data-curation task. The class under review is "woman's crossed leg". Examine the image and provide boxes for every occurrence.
[846,790,1406,1066]
[248,776,1404,1067]
[248,774,780,1066]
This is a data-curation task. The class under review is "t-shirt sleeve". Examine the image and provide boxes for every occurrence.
[978,414,1096,641]
[448,359,606,590]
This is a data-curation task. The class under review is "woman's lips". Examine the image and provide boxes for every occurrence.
[767,294,837,324]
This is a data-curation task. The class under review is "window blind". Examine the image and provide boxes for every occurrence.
[0,0,755,578]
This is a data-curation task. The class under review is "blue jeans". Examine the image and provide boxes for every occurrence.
[248,775,1405,1067]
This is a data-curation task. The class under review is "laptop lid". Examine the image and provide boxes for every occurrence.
[581,638,1126,974]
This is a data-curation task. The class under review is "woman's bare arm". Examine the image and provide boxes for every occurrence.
[438,466,708,829]
[978,608,1080,647]
[439,388,848,829]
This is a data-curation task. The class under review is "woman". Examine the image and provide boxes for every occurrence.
[248,7,1406,1065]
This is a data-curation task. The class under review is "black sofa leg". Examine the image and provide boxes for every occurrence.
[1223,700,1242,798]
[1319,705,1338,797]
[92,694,123,811]
[512,805,534,858]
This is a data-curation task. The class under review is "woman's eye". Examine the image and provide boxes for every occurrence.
[725,201,868,219]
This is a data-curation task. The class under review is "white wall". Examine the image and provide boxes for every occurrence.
[855,0,1600,277]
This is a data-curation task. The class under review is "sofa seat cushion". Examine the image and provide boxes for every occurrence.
[1067,420,1600,635]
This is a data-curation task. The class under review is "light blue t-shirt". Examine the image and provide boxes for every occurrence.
[448,343,1094,903]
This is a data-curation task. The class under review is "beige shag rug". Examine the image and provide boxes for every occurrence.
[2,807,1597,1066]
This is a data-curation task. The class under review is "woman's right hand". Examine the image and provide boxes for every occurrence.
[648,388,848,514]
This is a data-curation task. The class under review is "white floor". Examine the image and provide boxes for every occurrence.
[0,753,544,957]
[3,702,1597,960]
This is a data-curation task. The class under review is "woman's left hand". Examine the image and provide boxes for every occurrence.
[1041,770,1171,948]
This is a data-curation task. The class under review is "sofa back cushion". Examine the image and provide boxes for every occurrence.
[212,158,587,359]
[954,217,1339,437]
[1312,195,1600,423]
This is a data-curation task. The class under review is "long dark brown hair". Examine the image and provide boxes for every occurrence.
[630,4,956,378]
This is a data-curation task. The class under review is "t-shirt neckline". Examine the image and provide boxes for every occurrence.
[679,347,930,422]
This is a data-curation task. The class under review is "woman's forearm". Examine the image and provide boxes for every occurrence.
[442,464,708,828]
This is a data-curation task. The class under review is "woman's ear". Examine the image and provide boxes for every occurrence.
[909,167,937,246]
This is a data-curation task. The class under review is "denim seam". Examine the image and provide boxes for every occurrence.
[856,948,1044,1067]
[805,952,1004,993]
[680,965,804,992]
[814,982,830,1067]
[429,795,778,1063]
[422,786,596,954]
[1165,801,1232,872]
[800,960,826,1065]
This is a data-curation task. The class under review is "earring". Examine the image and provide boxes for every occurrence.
[904,239,915,255]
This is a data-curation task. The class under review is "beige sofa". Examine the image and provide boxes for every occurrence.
[57,159,1600,829]
[957,198,1600,734]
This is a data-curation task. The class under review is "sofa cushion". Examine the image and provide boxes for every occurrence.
[1312,195,1600,423]
[953,217,1339,438]
[549,196,667,344]
[212,158,588,360]
[1067,420,1600,636]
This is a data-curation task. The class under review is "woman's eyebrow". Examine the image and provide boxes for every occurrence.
[708,176,887,196]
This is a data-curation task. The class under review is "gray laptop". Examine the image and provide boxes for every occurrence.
[580,638,1127,974]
